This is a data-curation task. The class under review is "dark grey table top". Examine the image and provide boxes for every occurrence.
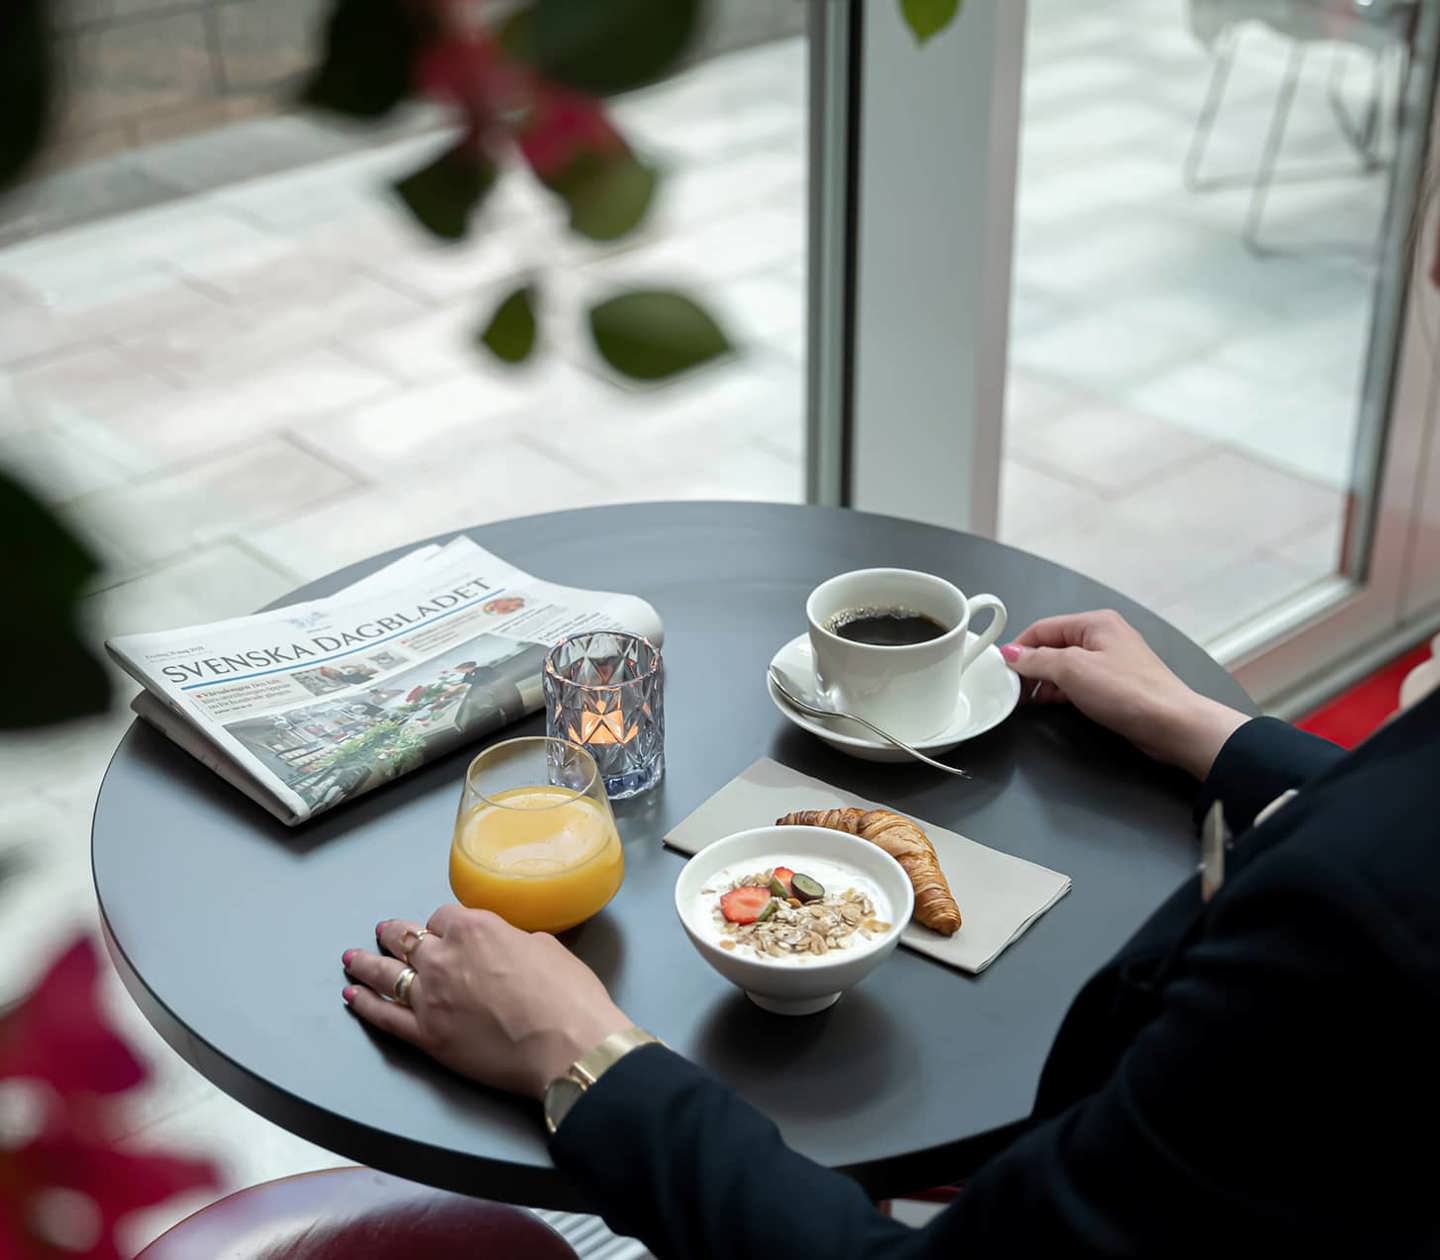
[93,502,1255,1210]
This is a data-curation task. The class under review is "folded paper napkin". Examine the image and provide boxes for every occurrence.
[666,758,1071,975]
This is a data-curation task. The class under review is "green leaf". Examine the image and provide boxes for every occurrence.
[0,470,110,729]
[0,0,54,192]
[497,6,537,63]
[527,0,701,96]
[479,285,538,364]
[588,289,732,382]
[393,146,496,241]
[299,0,420,120]
[550,149,658,242]
[900,0,962,44]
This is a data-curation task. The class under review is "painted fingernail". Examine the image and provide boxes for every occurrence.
[342,949,357,967]
[342,987,357,1004]
[1000,643,1023,663]
[375,920,388,938]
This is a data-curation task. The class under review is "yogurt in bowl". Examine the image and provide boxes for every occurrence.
[674,824,914,1015]
[700,856,894,962]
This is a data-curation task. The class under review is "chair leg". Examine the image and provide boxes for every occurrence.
[1387,39,1411,160]
[1327,46,1384,171]
[1184,27,1239,192]
[1392,40,1412,140]
[1244,41,1306,256]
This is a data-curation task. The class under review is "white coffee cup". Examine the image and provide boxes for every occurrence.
[805,568,1007,742]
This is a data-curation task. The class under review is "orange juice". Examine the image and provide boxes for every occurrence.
[449,786,623,933]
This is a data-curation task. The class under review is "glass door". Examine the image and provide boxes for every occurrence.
[809,0,1440,709]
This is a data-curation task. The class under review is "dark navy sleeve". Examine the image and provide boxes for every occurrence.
[550,848,1427,1258]
[1193,716,1343,833]
[550,1043,926,1259]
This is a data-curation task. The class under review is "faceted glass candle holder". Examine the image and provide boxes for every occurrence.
[543,632,664,799]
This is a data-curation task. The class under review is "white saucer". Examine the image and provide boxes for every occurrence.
[766,632,1021,763]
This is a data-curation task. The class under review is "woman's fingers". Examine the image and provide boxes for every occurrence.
[1005,642,1080,705]
[1005,644,1079,687]
[427,903,478,938]
[1012,609,1123,651]
[344,984,424,1046]
[1012,613,1094,650]
[376,918,430,962]
[344,948,419,1005]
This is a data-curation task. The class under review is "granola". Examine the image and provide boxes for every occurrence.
[704,864,893,960]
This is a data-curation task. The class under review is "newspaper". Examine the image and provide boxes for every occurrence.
[107,537,663,825]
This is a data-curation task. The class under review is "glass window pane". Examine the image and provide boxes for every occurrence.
[0,1,807,592]
[1002,0,1423,645]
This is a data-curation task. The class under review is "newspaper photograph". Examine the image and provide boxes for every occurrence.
[107,537,663,825]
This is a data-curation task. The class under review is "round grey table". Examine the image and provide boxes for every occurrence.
[93,502,1255,1210]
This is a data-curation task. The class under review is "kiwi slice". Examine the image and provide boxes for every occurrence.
[756,898,780,923]
[790,873,824,903]
[768,874,789,897]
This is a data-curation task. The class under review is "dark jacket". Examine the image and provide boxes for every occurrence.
[552,699,1440,1257]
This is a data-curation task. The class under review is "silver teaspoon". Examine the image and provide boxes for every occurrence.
[768,666,970,779]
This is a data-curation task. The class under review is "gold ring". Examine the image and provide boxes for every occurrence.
[399,927,434,964]
[392,966,417,1006]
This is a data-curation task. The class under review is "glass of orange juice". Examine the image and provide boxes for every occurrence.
[450,737,623,934]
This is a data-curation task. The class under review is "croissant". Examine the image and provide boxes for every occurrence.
[776,808,961,935]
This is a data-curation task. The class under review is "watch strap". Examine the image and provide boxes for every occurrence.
[544,1026,659,1134]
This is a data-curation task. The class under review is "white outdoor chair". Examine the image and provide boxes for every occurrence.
[1184,0,1418,253]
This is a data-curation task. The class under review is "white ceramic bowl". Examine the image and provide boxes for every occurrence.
[674,824,914,1016]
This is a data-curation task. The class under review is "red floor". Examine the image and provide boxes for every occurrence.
[1295,642,1432,748]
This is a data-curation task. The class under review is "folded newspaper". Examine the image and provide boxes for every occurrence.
[106,537,664,825]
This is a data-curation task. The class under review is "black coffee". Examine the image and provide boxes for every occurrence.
[828,608,950,646]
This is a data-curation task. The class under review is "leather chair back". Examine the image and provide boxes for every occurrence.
[135,1166,579,1259]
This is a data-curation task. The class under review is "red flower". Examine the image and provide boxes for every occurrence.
[412,13,626,183]
[0,940,144,1100]
[414,31,514,153]
[517,83,624,181]
[1,937,221,1257]
[0,1108,218,1259]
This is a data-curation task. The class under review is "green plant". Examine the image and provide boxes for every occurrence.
[900,0,965,44]
[1,0,110,729]
[302,0,733,382]
[0,0,51,190]
[0,0,742,726]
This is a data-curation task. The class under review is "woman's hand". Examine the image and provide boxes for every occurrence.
[341,908,632,1100]
[1000,609,1248,779]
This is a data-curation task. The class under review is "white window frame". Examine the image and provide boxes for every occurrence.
[806,0,1440,713]
[806,0,1024,533]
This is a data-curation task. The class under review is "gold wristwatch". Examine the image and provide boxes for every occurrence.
[543,1026,660,1136]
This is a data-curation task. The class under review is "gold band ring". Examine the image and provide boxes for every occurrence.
[399,927,434,964]
[392,966,417,1006]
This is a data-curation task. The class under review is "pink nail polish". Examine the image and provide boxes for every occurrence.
[1000,643,1022,663]
[342,987,357,1004]
[342,949,357,967]
[375,921,388,938]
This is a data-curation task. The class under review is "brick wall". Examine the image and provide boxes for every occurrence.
[49,0,325,163]
[47,0,806,167]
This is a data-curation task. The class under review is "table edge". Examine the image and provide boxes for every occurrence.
[89,501,1256,1206]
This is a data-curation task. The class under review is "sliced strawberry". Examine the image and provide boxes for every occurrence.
[773,866,796,895]
[720,885,773,924]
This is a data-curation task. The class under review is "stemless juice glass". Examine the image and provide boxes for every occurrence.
[450,737,623,934]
